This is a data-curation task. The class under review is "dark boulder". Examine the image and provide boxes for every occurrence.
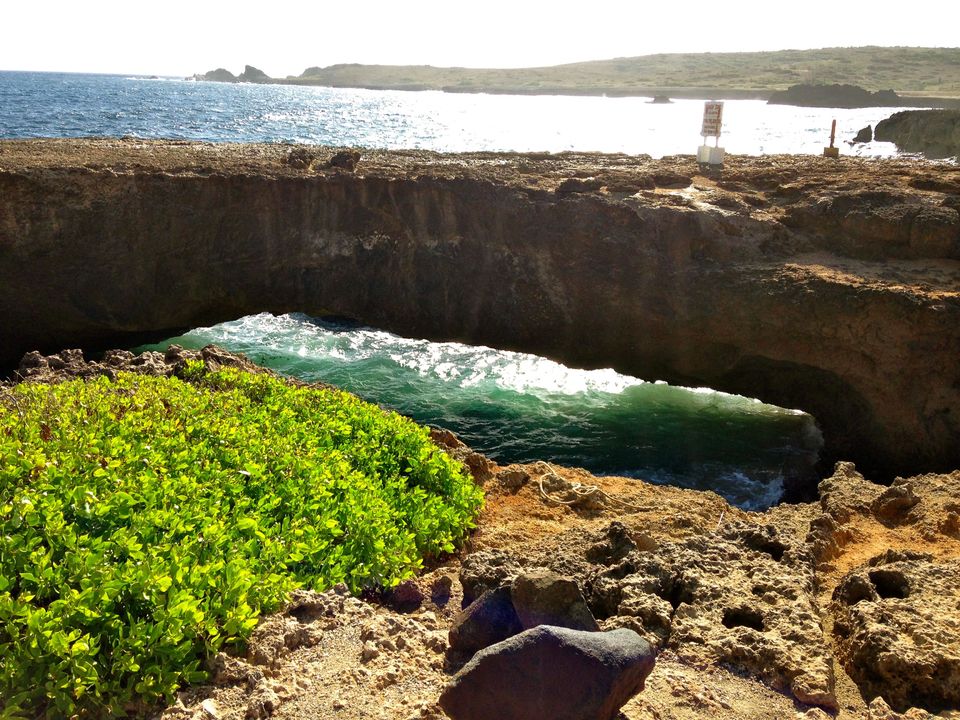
[511,568,599,632]
[853,125,873,143]
[439,625,656,720]
[448,586,522,653]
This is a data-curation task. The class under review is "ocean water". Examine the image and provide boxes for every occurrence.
[140,315,823,510]
[6,70,844,508]
[0,70,915,157]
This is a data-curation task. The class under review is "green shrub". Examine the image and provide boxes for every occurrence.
[0,365,483,718]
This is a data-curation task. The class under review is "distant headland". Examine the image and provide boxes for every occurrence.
[192,47,960,107]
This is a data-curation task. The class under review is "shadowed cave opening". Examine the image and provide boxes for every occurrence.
[868,569,911,600]
[722,607,766,632]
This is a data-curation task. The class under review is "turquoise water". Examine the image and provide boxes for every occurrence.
[140,313,823,510]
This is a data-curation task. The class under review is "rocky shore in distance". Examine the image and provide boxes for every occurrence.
[767,84,903,108]
[185,47,960,106]
[190,66,960,108]
[11,345,960,720]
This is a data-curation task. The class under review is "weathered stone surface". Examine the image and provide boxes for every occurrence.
[458,550,523,606]
[439,625,655,720]
[495,467,529,490]
[13,344,268,385]
[781,189,960,261]
[428,428,494,484]
[586,521,836,708]
[511,568,599,632]
[328,149,361,171]
[447,586,522,653]
[584,520,641,565]
[817,462,960,543]
[832,556,960,713]
[2,140,959,483]
[386,579,423,611]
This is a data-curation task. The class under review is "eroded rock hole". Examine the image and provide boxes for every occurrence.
[663,575,695,611]
[868,569,910,599]
[741,535,788,562]
[721,607,765,631]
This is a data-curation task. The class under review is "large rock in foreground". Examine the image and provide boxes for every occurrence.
[439,625,655,720]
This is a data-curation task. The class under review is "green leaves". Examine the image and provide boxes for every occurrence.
[0,366,483,717]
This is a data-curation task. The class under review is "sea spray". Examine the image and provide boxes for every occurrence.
[139,313,823,510]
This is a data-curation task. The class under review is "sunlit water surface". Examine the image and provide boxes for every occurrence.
[0,71,921,157]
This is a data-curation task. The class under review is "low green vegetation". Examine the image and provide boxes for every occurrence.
[0,364,483,718]
[282,47,960,98]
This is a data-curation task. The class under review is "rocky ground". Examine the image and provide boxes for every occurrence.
[16,346,960,720]
[3,141,959,718]
[141,449,959,720]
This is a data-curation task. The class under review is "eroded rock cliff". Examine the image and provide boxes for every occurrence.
[875,109,960,159]
[0,139,958,484]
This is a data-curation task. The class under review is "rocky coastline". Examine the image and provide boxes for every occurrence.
[185,47,960,107]
[9,345,960,720]
[875,110,960,159]
[2,139,959,489]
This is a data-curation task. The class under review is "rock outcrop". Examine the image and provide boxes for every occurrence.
[875,109,960,159]
[552,521,836,708]
[237,65,271,83]
[198,68,238,83]
[832,556,960,713]
[768,84,901,108]
[853,125,873,143]
[1,139,959,485]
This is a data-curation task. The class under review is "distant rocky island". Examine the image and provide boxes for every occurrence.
[190,47,960,107]
[193,65,271,83]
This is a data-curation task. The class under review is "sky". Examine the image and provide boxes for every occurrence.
[2,0,958,77]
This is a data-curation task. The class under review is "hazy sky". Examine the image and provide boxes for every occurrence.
[3,0,957,77]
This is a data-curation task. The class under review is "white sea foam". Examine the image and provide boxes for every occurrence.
[162,312,822,510]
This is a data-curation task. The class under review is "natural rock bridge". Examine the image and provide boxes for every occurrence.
[1,139,958,487]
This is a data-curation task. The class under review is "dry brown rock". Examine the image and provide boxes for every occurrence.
[458,550,524,606]
[832,556,960,713]
[585,521,836,708]
[510,568,599,632]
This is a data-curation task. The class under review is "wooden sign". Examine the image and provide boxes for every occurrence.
[701,101,724,138]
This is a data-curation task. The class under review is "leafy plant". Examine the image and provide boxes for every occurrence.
[0,365,483,717]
